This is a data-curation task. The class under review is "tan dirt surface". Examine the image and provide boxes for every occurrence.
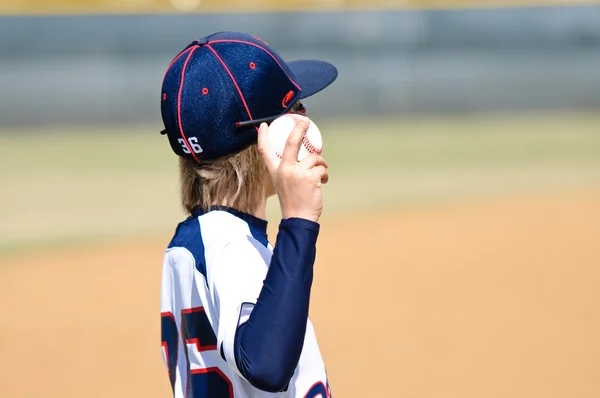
[1,190,599,398]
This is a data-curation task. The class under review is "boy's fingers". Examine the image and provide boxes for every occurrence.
[257,123,278,175]
[311,165,329,185]
[298,154,328,170]
[281,118,309,166]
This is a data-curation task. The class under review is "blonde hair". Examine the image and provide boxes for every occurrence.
[179,143,266,215]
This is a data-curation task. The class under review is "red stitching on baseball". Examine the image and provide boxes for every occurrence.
[285,114,322,155]
[273,115,321,158]
[302,134,322,155]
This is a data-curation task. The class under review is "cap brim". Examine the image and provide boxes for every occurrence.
[288,60,338,99]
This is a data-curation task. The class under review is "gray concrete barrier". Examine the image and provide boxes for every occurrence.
[1,5,599,127]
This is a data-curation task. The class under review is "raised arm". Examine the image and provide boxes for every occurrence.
[215,119,329,392]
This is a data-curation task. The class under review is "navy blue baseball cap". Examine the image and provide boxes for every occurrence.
[160,31,338,161]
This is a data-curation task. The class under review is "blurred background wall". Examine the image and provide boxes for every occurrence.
[1,4,600,127]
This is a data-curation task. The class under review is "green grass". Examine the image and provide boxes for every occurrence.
[1,112,600,257]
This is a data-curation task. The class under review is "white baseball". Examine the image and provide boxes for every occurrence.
[267,114,323,161]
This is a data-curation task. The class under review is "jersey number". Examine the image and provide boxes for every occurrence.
[178,137,203,154]
[161,307,233,398]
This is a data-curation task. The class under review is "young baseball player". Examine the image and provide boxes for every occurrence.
[159,32,337,398]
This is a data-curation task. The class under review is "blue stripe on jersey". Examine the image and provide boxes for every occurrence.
[248,226,269,248]
[171,206,269,278]
[168,216,208,277]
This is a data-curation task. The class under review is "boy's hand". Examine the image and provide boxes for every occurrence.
[257,120,329,223]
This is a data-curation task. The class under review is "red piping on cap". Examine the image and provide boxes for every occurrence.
[162,46,194,87]
[177,47,200,162]
[209,39,301,91]
[253,36,269,45]
[205,44,254,125]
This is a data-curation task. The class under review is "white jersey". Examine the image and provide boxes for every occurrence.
[160,208,331,398]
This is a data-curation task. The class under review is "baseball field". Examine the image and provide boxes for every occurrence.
[1,113,600,397]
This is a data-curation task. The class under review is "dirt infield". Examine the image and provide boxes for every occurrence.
[1,190,599,398]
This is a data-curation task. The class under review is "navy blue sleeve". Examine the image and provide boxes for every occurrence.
[233,217,319,392]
